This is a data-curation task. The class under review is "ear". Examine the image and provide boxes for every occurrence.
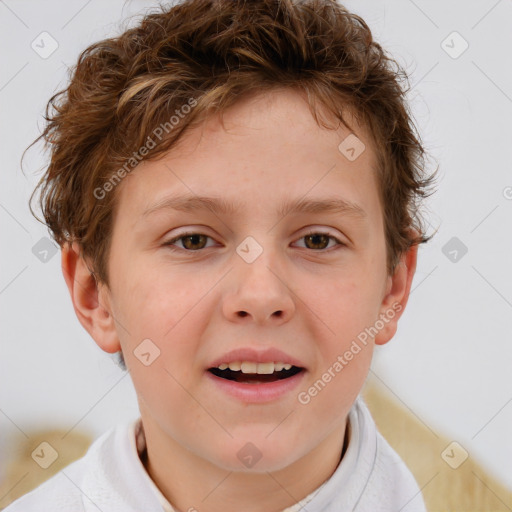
[61,242,121,354]
[373,236,419,346]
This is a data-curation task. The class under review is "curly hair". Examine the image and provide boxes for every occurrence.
[27,0,437,286]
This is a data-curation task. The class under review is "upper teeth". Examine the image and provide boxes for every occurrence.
[216,361,293,374]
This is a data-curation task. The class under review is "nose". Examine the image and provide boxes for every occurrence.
[222,246,296,325]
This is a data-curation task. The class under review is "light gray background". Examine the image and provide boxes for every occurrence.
[1,0,511,496]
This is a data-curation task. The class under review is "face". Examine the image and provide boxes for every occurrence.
[89,89,406,472]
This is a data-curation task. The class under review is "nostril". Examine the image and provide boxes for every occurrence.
[238,311,248,317]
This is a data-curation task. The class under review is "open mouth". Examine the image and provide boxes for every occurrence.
[208,366,304,383]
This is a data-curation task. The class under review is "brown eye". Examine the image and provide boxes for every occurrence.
[165,233,214,251]
[294,232,343,251]
[304,233,331,250]
[180,234,208,250]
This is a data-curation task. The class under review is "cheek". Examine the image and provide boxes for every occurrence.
[310,276,381,331]
[114,262,204,333]
[303,275,381,386]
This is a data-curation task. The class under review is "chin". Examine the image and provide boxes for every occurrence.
[207,441,301,474]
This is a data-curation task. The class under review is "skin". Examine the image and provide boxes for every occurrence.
[62,88,417,512]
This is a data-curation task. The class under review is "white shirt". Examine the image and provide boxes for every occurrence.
[4,397,426,511]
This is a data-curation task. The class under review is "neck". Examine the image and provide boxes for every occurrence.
[140,418,348,512]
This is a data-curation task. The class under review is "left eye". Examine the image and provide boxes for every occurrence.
[164,232,343,252]
[293,232,343,250]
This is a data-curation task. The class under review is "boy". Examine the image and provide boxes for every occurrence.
[8,0,436,510]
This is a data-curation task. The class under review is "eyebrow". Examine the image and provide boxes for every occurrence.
[141,194,367,220]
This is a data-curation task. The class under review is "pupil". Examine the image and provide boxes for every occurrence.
[306,234,328,250]
[183,234,206,250]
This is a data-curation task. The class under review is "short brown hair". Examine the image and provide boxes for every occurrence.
[28,0,437,286]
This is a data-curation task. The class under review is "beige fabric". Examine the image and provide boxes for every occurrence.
[362,373,512,511]
[0,429,92,509]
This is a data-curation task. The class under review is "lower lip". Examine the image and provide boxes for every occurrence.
[205,369,306,403]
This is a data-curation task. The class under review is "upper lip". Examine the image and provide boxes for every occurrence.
[207,347,306,369]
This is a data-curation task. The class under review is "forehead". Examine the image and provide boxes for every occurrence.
[114,88,382,225]
[169,88,376,167]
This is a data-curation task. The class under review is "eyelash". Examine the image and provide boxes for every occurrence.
[163,230,345,252]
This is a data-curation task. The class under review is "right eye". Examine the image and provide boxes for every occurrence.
[163,232,218,251]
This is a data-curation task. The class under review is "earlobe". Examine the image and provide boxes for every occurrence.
[61,242,121,354]
[374,240,419,346]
